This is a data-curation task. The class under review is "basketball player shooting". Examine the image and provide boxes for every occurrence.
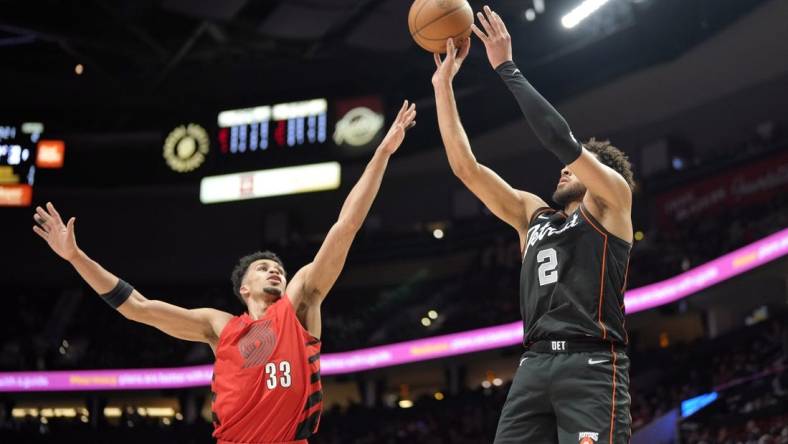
[432,6,635,444]
[32,101,417,444]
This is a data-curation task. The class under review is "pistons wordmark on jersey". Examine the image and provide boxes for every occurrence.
[521,204,631,345]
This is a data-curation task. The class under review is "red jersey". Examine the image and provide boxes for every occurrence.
[211,297,322,444]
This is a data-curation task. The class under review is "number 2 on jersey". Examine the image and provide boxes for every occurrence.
[537,248,558,286]
[265,360,292,389]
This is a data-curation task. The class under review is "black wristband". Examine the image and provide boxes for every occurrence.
[101,279,133,309]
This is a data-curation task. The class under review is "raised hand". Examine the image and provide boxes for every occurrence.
[378,100,417,155]
[471,5,512,69]
[32,202,79,261]
[431,37,471,87]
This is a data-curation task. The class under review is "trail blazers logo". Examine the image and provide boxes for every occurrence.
[239,321,276,369]
[163,123,209,173]
[578,432,599,444]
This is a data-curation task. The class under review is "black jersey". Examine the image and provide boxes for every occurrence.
[520,204,631,345]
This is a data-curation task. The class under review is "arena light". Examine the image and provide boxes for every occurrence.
[561,0,610,29]
[398,399,414,409]
[0,184,33,207]
[103,407,122,418]
[217,105,271,127]
[0,228,786,391]
[144,407,176,417]
[36,140,66,169]
[12,408,35,418]
[681,392,718,418]
[199,162,341,204]
[272,99,327,121]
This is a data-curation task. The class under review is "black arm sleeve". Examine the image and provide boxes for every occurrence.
[495,61,582,165]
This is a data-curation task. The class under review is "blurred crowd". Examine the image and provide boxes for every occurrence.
[2,315,783,443]
[2,140,787,371]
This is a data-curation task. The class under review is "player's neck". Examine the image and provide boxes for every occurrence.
[563,200,582,215]
[246,294,280,320]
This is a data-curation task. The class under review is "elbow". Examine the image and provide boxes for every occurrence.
[334,219,362,236]
[453,163,479,182]
[118,297,146,322]
[445,154,478,180]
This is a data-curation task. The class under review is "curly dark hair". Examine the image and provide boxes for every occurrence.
[582,138,635,190]
[230,251,286,305]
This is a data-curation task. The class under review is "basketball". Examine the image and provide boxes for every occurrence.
[408,0,473,53]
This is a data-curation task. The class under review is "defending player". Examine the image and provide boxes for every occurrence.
[32,101,417,444]
[432,6,634,444]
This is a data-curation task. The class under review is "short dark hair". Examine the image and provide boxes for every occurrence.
[230,251,286,305]
[582,138,636,190]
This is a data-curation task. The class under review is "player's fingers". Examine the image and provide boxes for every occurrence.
[35,206,52,223]
[407,120,416,130]
[448,38,459,59]
[487,9,502,33]
[67,217,76,235]
[33,225,48,239]
[33,214,49,231]
[470,24,488,43]
[458,37,471,59]
[477,10,495,37]
[444,38,456,60]
[396,100,408,121]
[46,202,63,224]
[434,52,442,68]
[492,11,508,35]
[483,5,495,22]
[401,100,413,123]
[405,109,417,125]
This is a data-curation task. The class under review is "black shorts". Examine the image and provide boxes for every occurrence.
[494,341,631,444]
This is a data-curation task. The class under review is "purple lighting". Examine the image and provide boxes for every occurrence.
[1,228,786,392]
[624,227,788,313]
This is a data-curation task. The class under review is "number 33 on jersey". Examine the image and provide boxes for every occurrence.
[265,360,292,389]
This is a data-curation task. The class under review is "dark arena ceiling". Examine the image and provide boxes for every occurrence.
[0,0,769,133]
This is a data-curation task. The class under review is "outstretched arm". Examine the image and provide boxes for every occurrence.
[473,6,631,210]
[432,37,546,238]
[288,101,417,314]
[33,203,231,350]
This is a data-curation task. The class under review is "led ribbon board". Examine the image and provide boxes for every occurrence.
[199,161,341,204]
[1,227,786,391]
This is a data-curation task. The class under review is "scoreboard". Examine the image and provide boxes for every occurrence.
[0,122,64,206]
[217,99,328,154]
[0,123,41,207]
[199,97,386,204]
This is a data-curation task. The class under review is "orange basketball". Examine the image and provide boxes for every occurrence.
[408,0,473,53]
